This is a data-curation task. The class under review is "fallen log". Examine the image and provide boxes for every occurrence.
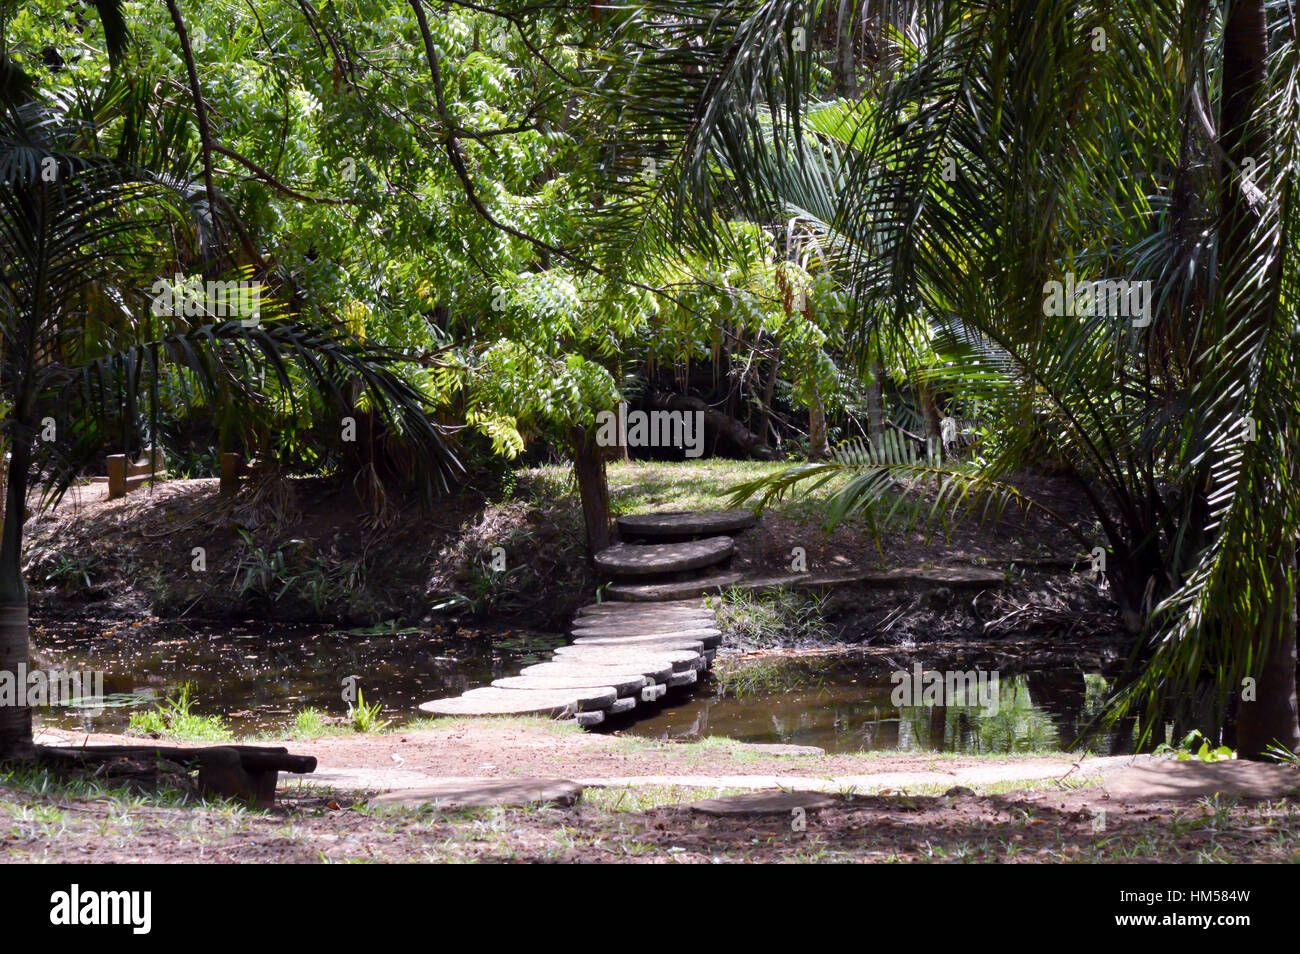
[644,391,776,460]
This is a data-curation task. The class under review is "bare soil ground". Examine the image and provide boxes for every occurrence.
[35,721,1084,785]
[10,723,1300,863]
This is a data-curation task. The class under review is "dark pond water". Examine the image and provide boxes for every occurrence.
[30,617,565,736]
[30,618,1126,754]
[624,655,1130,755]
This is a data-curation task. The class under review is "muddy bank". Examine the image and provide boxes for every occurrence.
[24,472,592,630]
[22,465,1124,653]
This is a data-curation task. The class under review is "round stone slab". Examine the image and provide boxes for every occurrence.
[574,611,715,625]
[551,645,701,670]
[605,571,745,601]
[573,627,722,646]
[734,743,826,757]
[594,537,734,579]
[369,778,583,811]
[617,509,756,540]
[578,598,707,616]
[494,673,647,695]
[572,636,704,654]
[689,791,837,815]
[418,685,615,716]
[576,605,712,621]
[573,630,719,645]
[572,622,719,637]
[522,660,676,685]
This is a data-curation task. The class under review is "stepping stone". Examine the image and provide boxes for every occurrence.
[551,645,701,671]
[571,622,720,638]
[574,625,721,639]
[522,660,677,684]
[574,617,716,631]
[576,607,713,621]
[594,537,734,579]
[418,685,616,716]
[688,790,837,815]
[572,636,705,654]
[573,633,721,651]
[608,697,638,714]
[606,572,745,602]
[734,744,826,757]
[369,778,584,811]
[666,669,698,688]
[577,598,708,617]
[617,509,756,540]
[576,710,605,727]
[1104,760,1300,801]
[574,607,715,621]
[493,674,648,695]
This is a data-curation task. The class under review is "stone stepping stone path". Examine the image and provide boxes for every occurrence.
[617,509,756,540]
[594,536,734,577]
[595,508,754,600]
[421,510,755,725]
[419,597,718,727]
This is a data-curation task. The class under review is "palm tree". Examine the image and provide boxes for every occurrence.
[0,44,459,759]
[590,0,1300,756]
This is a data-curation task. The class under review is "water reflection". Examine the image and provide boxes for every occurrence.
[30,619,1126,755]
[31,618,564,735]
[627,656,1122,755]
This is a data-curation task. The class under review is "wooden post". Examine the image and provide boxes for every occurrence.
[220,452,243,496]
[106,455,127,500]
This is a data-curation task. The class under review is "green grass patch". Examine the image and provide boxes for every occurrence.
[521,459,855,521]
[707,586,832,649]
[126,683,234,743]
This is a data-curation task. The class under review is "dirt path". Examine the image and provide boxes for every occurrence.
[35,722,1137,794]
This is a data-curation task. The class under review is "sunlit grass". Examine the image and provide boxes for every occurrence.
[520,459,855,522]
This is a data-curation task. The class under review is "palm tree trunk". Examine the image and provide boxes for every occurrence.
[866,359,885,449]
[807,384,830,460]
[1219,0,1300,758]
[1237,547,1300,758]
[758,347,781,450]
[0,437,32,758]
[918,379,942,460]
[836,0,857,97]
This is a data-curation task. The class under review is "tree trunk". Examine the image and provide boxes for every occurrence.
[0,438,32,758]
[836,0,857,97]
[918,379,942,461]
[758,347,781,450]
[927,705,947,751]
[1219,0,1300,758]
[1237,540,1300,758]
[807,384,830,460]
[571,426,612,555]
[645,391,774,459]
[866,359,885,449]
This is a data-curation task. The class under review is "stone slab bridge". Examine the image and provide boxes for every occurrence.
[419,508,1007,727]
